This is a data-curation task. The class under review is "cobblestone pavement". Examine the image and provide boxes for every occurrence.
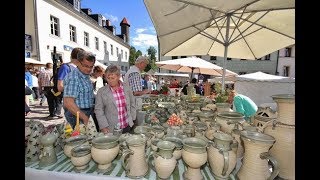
[25,100,65,127]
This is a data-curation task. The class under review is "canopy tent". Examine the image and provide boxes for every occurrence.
[25,58,46,65]
[234,71,295,107]
[94,61,108,70]
[154,72,190,78]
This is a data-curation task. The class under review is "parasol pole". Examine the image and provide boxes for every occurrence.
[190,67,195,81]
[222,14,231,94]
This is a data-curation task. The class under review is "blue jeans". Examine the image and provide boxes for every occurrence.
[64,107,93,129]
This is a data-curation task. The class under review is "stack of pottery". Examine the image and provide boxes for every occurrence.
[121,135,149,179]
[237,131,279,180]
[148,141,177,179]
[70,144,91,172]
[91,134,119,173]
[260,94,295,180]
[207,132,237,180]
[182,137,208,180]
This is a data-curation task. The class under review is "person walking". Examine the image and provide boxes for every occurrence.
[95,64,136,134]
[63,50,96,129]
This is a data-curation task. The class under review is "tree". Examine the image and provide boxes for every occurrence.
[145,46,157,72]
[129,46,136,66]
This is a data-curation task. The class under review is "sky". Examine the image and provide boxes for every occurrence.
[80,0,158,55]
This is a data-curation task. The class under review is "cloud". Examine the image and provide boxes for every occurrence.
[103,13,119,23]
[132,27,158,55]
[135,28,147,33]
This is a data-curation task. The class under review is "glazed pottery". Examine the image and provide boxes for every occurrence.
[25,122,43,162]
[207,132,237,180]
[91,134,119,173]
[71,144,91,172]
[182,137,208,180]
[63,135,88,158]
[253,106,277,128]
[163,136,183,159]
[237,131,279,180]
[39,133,58,167]
[215,103,230,113]
[216,112,245,134]
[121,135,149,179]
[149,141,177,179]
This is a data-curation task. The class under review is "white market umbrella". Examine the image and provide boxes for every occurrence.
[156,57,237,80]
[25,57,46,65]
[144,0,295,91]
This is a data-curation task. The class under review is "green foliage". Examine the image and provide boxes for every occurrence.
[159,84,169,93]
[145,46,158,72]
[214,82,230,103]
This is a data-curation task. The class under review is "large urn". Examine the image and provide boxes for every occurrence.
[182,137,208,180]
[207,132,237,180]
[216,112,245,134]
[237,131,279,180]
[260,94,295,180]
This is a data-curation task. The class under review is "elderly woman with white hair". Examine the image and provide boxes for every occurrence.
[94,64,136,134]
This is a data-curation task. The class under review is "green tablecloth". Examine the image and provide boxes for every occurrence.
[25,150,239,179]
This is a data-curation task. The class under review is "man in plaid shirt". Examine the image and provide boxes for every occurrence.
[123,56,151,125]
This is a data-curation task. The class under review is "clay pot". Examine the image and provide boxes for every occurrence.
[71,144,91,172]
[63,135,88,158]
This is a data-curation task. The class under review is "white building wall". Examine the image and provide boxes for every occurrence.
[25,0,37,58]
[277,45,295,78]
[31,0,129,66]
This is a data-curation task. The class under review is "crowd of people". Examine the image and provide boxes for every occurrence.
[25,48,258,133]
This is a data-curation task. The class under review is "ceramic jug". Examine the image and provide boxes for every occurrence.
[237,131,279,180]
[163,136,183,159]
[182,137,208,180]
[121,135,149,179]
[207,132,237,180]
[259,93,295,180]
[149,140,177,179]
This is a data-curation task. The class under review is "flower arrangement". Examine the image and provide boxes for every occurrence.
[214,82,230,103]
[167,113,183,126]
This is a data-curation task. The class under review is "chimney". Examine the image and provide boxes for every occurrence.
[102,19,106,26]
[106,19,111,26]
[120,17,130,44]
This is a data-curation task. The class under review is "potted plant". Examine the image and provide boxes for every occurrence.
[214,83,231,112]
[159,84,169,95]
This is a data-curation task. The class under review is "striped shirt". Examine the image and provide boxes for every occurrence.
[110,84,128,129]
[63,68,94,109]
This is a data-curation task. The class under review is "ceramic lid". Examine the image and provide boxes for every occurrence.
[240,131,275,143]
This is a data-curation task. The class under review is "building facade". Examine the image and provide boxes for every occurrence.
[277,45,295,78]
[25,0,131,72]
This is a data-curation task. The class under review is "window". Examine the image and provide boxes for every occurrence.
[95,37,99,50]
[121,50,123,59]
[285,48,292,57]
[110,44,113,55]
[265,54,270,60]
[196,55,202,58]
[181,56,187,58]
[103,41,107,53]
[240,58,246,61]
[239,72,246,75]
[50,15,60,36]
[73,0,80,11]
[227,57,232,60]
[84,32,89,47]
[257,58,262,60]
[125,52,127,60]
[116,47,119,57]
[69,25,76,42]
[283,66,290,77]
[210,56,217,60]
[172,56,178,59]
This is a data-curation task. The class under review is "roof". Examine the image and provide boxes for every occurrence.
[120,17,130,26]
[236,71,295,83]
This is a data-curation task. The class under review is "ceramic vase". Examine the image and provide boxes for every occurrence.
[25,122,43,162]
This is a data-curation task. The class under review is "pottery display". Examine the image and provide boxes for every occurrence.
[216,112,245,134]
[63,135,88,158]
[39,133,58,167]
[253,106,277,128]
[149,141,177,179]
[25,122,43,162]
[237,131,279,180]
[71,144,91,172]
[121,135,149,179]
[182,137,208,180]
[205,122,221,140]
[207,132,237,180]
[91,134,120,173]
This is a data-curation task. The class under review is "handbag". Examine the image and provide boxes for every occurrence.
[25,86,33,95]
